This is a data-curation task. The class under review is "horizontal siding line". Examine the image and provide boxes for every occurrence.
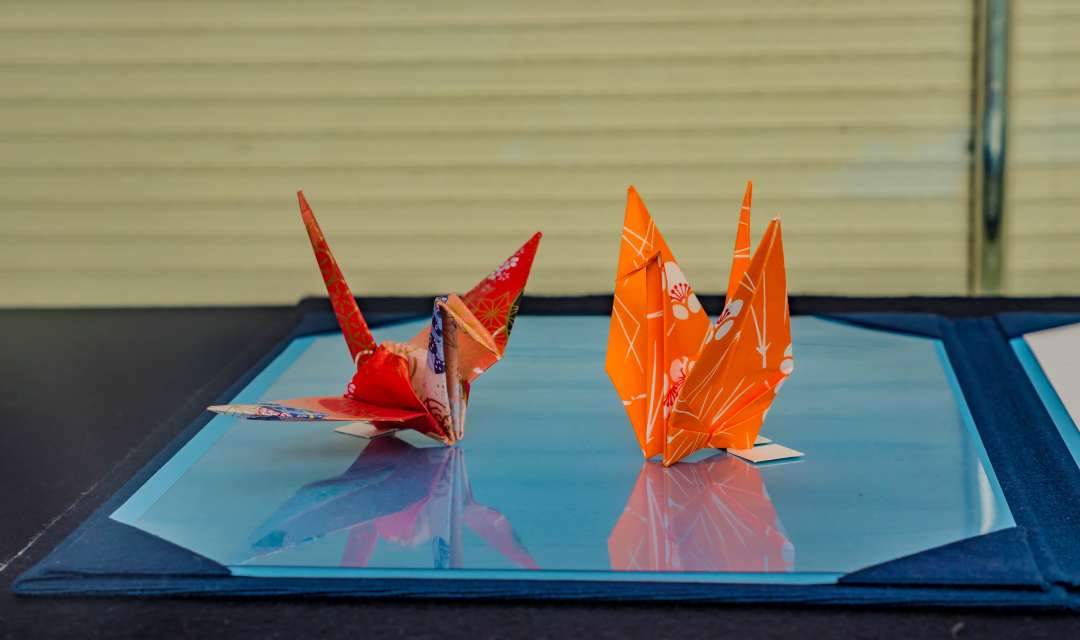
[0,15,973,33]
[1009,196,1080,203]
[0,87,971,104]
[1012,124,1080,132]
[1010,195,1080,201]
[0,264,965,275]
[2,150,972,162]
[0,154,969,166]
[0,160,965,173]
[0,123,967,138]
[0,127,968,136]
[0,157,969,169]
[1004,160,1080,168]
[0,49,971,67]
[1010,86,1080,96]
[1000,157,1080,165]
[1012,234,1080,240]
[0,123,976,135]
[1008,267,1080,274]
[1017,5,1080,17]
[0,230,965,241]
[1016,50,1080,59]
[0,195,965,206]
[0,213,964,222]
[1016,17,1080,24]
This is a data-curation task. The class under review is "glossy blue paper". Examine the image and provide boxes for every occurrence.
[113,316,1012,584]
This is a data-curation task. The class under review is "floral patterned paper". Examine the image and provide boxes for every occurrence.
[606,183,794,466]
[207,191,542,447]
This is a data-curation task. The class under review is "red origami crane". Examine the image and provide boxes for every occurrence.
[208,191,542,445]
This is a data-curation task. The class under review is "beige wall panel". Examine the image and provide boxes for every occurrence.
[0,1,972,27]
[0,0,973,306]
[1005,0,1080,294]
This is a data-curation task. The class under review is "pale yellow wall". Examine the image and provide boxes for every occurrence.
[1,1,975,306]
[1005,0,1080,294]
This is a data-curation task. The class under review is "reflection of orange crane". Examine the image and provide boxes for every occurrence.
[238,437,537,570]
[609,453,793,573]
[210,191,541,445]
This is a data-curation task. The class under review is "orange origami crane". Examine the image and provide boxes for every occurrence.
[208,191,542,445]
[606,183,797,466]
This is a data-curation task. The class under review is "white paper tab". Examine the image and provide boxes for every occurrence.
[334,422,399,439]
[728,443,804,464]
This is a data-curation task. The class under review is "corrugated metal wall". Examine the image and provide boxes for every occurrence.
[2,1,976,306]
[1006,0,1080,294]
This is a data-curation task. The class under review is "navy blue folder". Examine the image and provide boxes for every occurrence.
[14,308,1080,610]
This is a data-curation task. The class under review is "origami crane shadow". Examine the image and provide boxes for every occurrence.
[608,453,794,573]
[234,437,538,570]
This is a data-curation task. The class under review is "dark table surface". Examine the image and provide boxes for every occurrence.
[3,296,1080,639]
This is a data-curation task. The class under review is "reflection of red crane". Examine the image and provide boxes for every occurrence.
[608,454,793,573]
[238,438,537,570]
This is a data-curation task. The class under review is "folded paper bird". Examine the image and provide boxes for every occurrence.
[208,191,542,445]
[606,183,797,466]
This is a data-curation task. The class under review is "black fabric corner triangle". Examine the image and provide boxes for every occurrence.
[26,518,228,581]
[839,527,1044,589]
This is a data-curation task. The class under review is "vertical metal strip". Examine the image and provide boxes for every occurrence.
[970,0,1011,294]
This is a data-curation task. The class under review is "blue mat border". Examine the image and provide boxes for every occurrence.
[994,313,1080,591]
[939,316,1080,593]
[1010,339,1080,474]
[12,309,1078,609]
